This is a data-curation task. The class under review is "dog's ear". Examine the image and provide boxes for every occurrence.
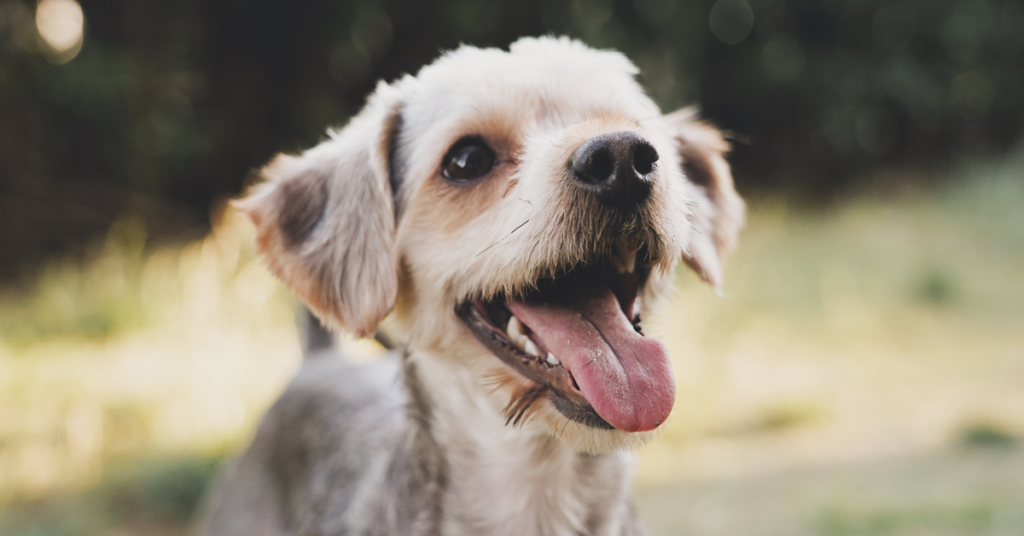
[235,83,403,337]
[665,107,746,289]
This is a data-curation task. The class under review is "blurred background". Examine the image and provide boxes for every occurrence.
[1,0,1023,534]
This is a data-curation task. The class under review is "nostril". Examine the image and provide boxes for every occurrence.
[632,143,658,175]
[586,148,615,181]
[573,146,615,184]
[570,131,656,211]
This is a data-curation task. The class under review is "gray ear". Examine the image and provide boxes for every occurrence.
[235,82,404,337]
[666,107,746,289]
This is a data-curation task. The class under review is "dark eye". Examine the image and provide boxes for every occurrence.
[442,138,496,182]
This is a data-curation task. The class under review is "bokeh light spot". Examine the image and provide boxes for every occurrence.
[709,0,754,45]
[35,0,84,64]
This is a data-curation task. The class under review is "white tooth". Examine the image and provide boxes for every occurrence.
[523,339,540,357]
[507,316,533,351]
[507,316,525,340]
[546,352,561,366]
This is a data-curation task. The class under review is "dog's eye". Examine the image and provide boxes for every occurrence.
[442,138,496,182]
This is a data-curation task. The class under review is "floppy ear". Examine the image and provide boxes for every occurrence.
[235,82,404,337]
[666,107,746,289]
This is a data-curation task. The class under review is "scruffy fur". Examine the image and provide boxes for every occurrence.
[197,37,745,536]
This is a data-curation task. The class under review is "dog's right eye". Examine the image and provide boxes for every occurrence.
[442,138,496,182]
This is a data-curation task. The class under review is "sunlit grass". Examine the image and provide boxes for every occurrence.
[0,208,301,504]
[1,152,1022,535]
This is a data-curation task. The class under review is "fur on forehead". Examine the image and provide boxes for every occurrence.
[393,37,661,159]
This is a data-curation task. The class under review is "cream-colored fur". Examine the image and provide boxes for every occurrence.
[228,36,745,535]
[416,352,637,535]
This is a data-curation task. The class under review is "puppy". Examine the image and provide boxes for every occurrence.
[197,37,744,536]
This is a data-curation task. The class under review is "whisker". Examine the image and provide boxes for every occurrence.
[474,219,532,257]
[509,219,530,235]
[557,416,570,441]
[481,372,512,392]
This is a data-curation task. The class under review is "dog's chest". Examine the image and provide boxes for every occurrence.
[440,423,630,536]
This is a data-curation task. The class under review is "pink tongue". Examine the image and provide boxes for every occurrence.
[505,285,675,432]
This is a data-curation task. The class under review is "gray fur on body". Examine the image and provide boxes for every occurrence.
[196,318,644,536]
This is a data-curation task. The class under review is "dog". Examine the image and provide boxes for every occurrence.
[197,36,744,536]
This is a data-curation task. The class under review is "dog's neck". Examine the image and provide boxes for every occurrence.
[404,350,638,536]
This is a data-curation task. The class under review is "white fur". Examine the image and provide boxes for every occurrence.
[415,349,635,536]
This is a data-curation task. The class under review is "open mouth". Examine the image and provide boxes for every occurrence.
[456,247,675,433]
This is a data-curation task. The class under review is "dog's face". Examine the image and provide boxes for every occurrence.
[238,37,744,452]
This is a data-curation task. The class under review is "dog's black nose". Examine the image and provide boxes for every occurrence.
[570,131,658,210]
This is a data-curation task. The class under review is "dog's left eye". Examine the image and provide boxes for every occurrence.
[442,138,496,182]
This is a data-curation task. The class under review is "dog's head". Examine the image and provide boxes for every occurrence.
[237,37,744,452]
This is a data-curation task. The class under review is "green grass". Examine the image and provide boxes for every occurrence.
[818,501,1020,536]
[0,455,222,536]
[636,443,1024,536]
[959,422,1022,449]
[0,216,152,346]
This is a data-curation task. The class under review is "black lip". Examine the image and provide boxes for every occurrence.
[456,301,614,430]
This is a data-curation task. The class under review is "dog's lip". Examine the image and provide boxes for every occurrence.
[457,300,613,429]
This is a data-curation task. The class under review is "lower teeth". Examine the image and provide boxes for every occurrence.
[506,313,558,364]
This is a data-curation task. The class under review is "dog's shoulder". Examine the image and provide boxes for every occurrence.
[197,352,407,536]
[268,350,406,463]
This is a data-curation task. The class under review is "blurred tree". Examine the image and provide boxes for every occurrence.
[1,0,1021,278]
